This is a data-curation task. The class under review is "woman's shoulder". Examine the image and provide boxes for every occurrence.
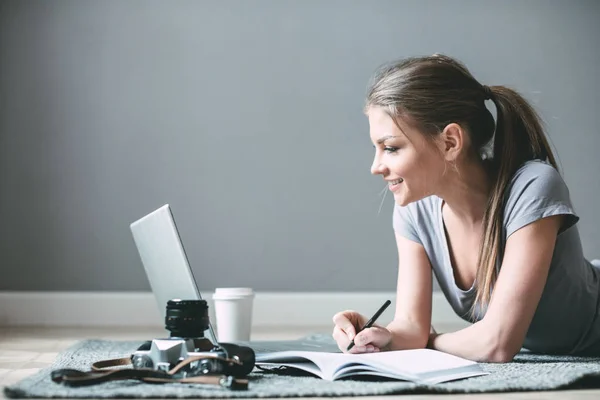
[506,159,570,201]
[503,159,578,236]
[511,159,563,181]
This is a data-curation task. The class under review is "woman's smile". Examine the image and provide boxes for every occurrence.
[387,178,404,192]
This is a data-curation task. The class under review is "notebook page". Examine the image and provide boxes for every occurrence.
[356,348,478,375]
[255,349,483,381]
[256,351,351,380]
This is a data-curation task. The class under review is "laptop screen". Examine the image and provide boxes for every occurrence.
[129,204,217,342]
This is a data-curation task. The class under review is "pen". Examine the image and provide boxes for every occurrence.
[346,299,392,351]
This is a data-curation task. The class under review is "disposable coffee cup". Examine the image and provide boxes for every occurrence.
[212,288,255,342]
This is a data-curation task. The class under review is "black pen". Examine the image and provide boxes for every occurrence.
[346,299,392,351]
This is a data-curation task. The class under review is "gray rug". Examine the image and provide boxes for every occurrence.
[5,335,600,398]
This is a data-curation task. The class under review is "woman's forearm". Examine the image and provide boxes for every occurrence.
[384,319,429,351]
[427,320,516,363]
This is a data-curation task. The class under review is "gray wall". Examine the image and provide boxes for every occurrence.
[1,0,599,292]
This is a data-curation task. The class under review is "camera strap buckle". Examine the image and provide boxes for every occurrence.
[51,355,249,390]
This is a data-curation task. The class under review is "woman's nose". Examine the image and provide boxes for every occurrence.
[371,161,386,175]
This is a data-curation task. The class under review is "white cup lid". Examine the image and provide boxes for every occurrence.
[213,287,254,297]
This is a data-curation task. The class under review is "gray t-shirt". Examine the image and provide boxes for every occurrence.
[393,159,600,355]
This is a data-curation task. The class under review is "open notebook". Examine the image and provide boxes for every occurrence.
[256,348,488,384]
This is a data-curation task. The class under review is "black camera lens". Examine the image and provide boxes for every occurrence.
[165,299,210,338]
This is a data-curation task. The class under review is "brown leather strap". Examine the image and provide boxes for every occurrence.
[53,355,249,390]
[91,357,132,370]
[145,375,248,390]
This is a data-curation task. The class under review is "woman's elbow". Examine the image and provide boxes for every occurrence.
[476,320,522,363]
[480,333,521,363]
[483,345,519,363]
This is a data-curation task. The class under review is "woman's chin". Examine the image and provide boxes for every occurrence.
[393,193,408,206]
[393,192,416,207]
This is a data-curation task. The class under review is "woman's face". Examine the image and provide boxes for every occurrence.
[368,106,446,206]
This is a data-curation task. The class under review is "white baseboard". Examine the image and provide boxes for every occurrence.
[0,291,467,328]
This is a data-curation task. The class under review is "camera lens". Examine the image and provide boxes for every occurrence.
[165,299,210,338]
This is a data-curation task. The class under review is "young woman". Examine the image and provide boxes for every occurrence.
[332,54,600,362]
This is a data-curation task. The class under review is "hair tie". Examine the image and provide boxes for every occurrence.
[482,85,493,100]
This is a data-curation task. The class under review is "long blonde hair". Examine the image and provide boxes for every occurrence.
[366,55,557,314]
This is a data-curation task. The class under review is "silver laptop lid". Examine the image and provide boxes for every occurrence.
[129,204,216,341]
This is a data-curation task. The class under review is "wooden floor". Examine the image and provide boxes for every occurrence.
[1,325,599,399]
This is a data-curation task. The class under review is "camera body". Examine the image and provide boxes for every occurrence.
[130,299,255,378]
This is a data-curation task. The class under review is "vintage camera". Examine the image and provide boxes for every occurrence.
[130,299,255,378]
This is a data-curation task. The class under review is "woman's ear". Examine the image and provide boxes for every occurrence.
[439,123,465,162]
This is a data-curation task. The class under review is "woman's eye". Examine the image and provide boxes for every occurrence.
[384,146,399,153]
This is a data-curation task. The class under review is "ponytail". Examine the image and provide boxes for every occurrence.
[473,86,558,316]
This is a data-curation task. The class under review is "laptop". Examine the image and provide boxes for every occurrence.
[129,204,339,354]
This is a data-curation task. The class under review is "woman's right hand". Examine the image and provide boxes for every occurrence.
[332,310,392,353]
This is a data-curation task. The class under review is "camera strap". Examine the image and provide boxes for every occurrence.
[51,355,249,390]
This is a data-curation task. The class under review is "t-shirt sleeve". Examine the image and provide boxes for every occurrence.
[504,162,579,238]
[393,203,422,244]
